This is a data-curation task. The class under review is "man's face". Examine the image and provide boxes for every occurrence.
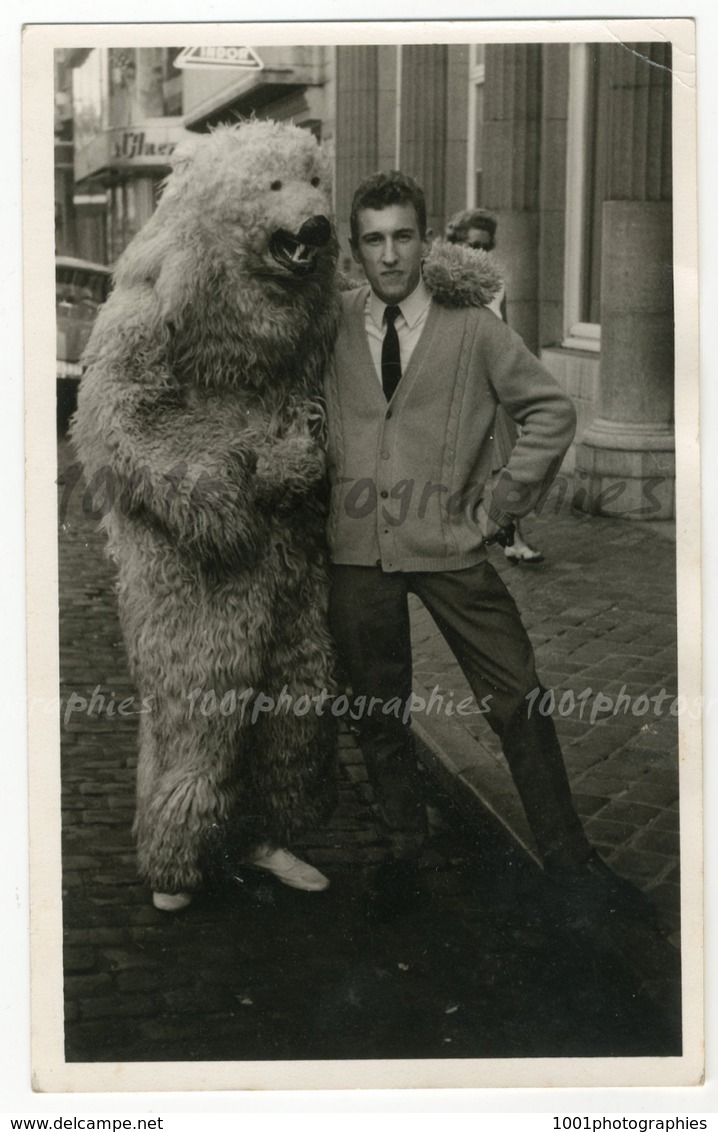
[351,203,431,305]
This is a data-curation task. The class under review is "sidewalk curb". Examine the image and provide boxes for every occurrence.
[411,676,540,864]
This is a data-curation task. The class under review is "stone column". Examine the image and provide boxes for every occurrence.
[574,43,674,519]
[334,46,379,266]
[400,45,447,236]
[482,44,542,354]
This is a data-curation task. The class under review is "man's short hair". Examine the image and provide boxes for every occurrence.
[445,208,498,250]
[350,171,427,243]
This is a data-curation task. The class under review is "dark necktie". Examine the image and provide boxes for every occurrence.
[381,304,402,401]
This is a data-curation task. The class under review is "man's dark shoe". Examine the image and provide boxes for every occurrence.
[545,850,656,924]
[366,857,423,922]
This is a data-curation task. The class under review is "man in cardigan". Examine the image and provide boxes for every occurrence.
[324,170,642,918]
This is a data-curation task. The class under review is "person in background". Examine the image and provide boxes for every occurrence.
[446,208,545,565]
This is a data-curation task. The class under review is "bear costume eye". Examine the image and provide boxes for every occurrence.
[270,180,282,191]
[311,176,320,187]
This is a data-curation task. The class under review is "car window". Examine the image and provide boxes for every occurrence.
[56,263,110,308]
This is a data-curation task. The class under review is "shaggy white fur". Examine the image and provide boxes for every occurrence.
[72,120,341,896]
[422,241,503,309]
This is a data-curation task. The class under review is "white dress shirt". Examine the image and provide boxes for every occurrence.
[364,278,432,385]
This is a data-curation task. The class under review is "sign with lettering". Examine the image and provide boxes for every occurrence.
[175,46,264,70]
[110,130,178,161]
[74,124,193,183]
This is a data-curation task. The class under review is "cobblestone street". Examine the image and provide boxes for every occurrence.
[57,437,682,1064]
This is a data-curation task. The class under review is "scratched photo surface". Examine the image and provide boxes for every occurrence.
[26,22,701,1091]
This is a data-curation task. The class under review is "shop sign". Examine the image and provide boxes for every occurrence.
[175,46,264,69]
[110,129,179,162]
[75,123,192,182]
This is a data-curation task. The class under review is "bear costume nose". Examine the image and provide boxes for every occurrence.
[297,215,332,247]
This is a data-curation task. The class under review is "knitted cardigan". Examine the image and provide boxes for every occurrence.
[324,243,576,572]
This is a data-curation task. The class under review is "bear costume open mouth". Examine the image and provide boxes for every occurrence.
[269,231,320,274]
[269,215,332,276]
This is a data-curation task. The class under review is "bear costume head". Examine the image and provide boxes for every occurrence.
[92,119,340,397]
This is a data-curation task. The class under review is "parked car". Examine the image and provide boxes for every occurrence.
[56,255,112,431]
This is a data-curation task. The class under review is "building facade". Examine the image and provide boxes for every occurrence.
[57,47,191,265]
[54,39,675,518]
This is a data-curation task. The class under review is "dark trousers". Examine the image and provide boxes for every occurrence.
[328,561,591,867]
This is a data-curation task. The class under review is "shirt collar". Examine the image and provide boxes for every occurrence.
[368,277,432,331]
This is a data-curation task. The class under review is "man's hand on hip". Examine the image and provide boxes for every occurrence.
[477,498,515,547]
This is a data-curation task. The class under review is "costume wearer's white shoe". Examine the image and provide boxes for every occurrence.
[245,844,330,892]
[152,891,193,912]
[504,541,544,565]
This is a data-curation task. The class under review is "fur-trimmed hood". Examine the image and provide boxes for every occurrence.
[336,239,503,308]
[421,239,503,308]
